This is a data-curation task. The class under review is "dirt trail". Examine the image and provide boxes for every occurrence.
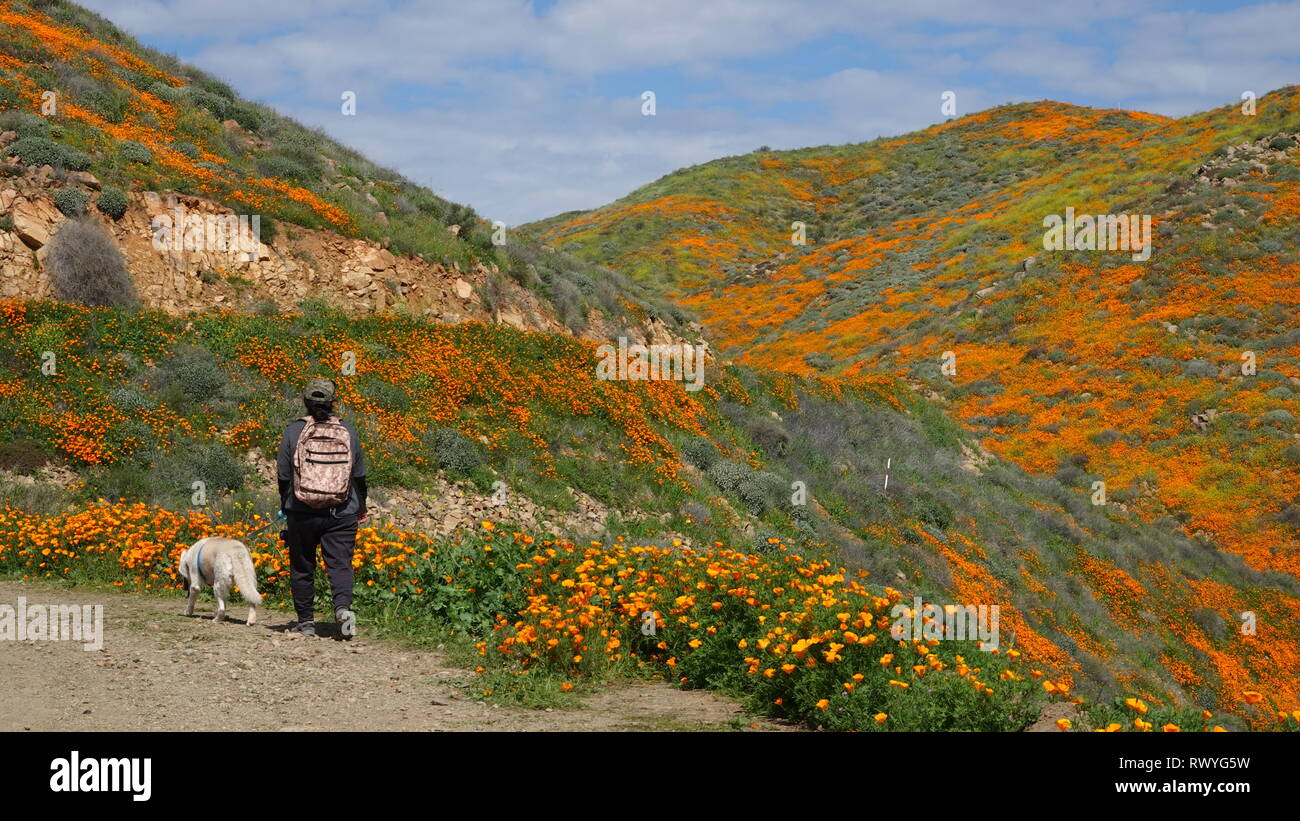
[0,580,789,732]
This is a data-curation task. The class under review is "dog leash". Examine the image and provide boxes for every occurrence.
[242,511,286,542]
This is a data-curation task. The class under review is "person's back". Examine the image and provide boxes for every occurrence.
[277,378,367,638]
[278,416,366,517]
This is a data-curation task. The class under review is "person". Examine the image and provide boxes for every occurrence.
[277,378,367,638]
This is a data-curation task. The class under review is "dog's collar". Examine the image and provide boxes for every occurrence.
[193,542,209,586]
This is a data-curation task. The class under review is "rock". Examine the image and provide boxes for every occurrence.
[974,285,997,299]
[497,307,526,329]
[12,197,61,249]
[359,247,396,271]
[142,190,167,218]
[342,269,373,291]
[453,278,473,300]
[67,171,101,190]
[448,224,461,237]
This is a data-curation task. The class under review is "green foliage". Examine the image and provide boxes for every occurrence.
[53,186,89,217]
[681,436,718,470]
[706,459,749,494]
[96,186,129,220]
[118,139,152,164]
[428,427,486,473]
[154,345,230,402]
[2,111,51,139]
[7,136,91,170]
[256,153,314,184]
[185,86,230,120]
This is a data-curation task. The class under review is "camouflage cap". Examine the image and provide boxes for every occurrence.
[303,378,336,403]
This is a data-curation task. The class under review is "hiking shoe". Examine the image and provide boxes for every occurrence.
[336,607,357,639]
[291,620,317,637]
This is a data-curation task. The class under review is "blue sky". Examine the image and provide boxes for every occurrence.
[79,0,1300,224]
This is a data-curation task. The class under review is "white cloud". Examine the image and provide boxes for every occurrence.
[74,0,1300,223]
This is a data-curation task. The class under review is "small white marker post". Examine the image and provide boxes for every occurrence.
[884,458,891,491]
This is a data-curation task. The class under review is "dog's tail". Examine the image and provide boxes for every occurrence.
[231,548,263,607]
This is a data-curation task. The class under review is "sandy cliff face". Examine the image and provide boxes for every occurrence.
[0,163,693,350]
[0,167,513,320]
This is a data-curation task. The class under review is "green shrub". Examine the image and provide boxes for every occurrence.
[7,136,91,171]
[736,477,769,516]
[707,459,749,494]
[681,436,718,470]
[157,345,228,401]
[119,140,152,164]
[256,153,313,184]
[44,218,139,308]
[804,351,834,371]
[81,85,130,124]
[186,86,230,120]
[54,187,90,217]
[156,439,245,495]
[96,186,129,220]
[8,112,51,139]
[428,427,485,473]
[228,101,266,132]
[148,82,183,101]
[1088,429,1121,446]
[108,387,155,412]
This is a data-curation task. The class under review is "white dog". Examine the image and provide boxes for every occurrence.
[177,537,263,625]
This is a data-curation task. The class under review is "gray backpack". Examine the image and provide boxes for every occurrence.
[292,416,353,508]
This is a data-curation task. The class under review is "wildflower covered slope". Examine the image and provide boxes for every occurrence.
[1,299,1296,726]
[0,0,688,335]
[526,93,1300,706]
[525,92,1300,584]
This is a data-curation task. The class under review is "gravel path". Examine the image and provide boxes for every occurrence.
[0,580,789,732]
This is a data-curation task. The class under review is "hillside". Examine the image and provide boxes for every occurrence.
[0,0,694,344]
[0,0,1296,731]
[3,296,1297,727]
[525,90,1300,622]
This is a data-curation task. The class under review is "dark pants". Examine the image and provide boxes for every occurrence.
[287,512,358,622]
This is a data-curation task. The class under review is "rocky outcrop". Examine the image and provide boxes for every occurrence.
[237,448,691,545]
[1192,132,1299,187]
[0,170,695,350]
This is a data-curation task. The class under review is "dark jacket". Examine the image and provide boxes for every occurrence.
[277,417,368,517]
